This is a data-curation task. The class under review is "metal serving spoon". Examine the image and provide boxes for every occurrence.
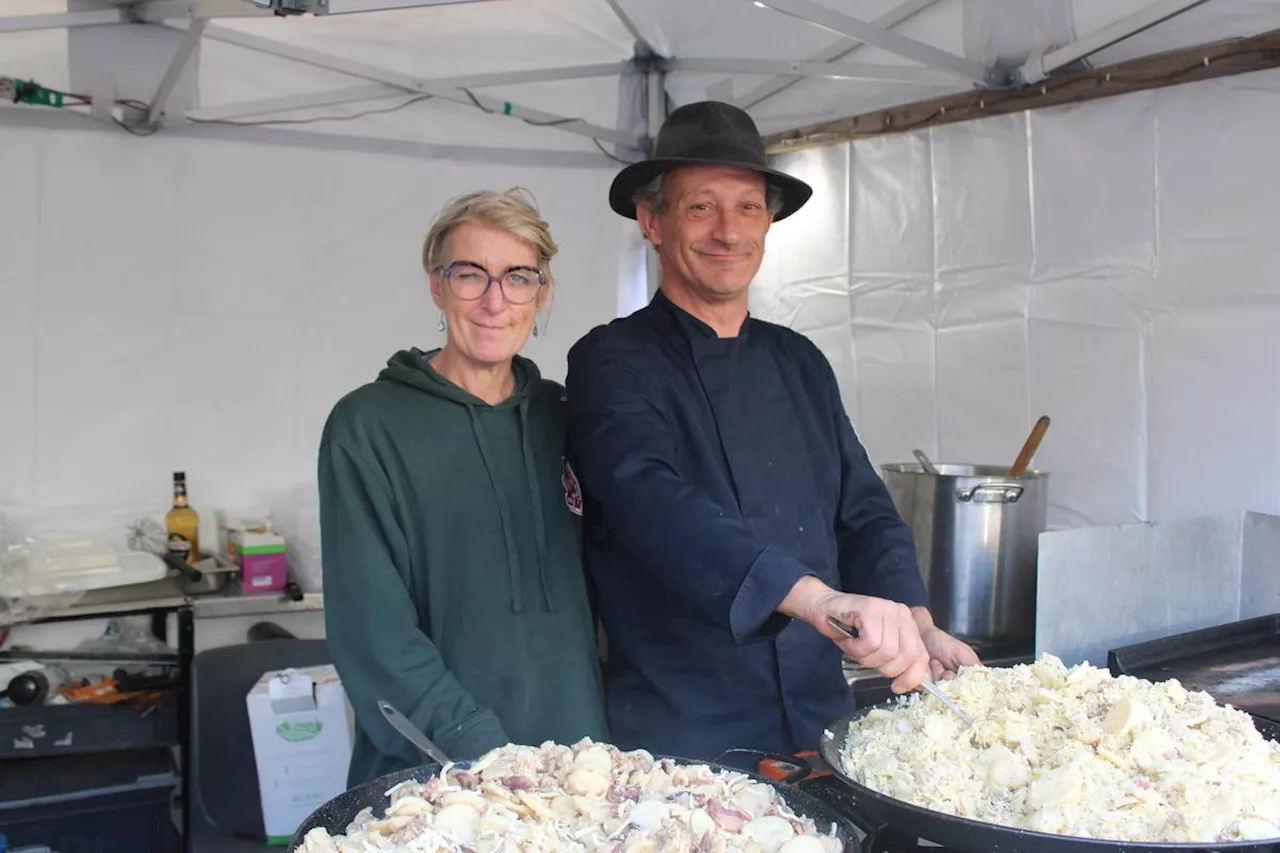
[827,615,975,727]
[379,699,453,765]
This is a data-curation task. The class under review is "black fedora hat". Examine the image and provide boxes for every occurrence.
[609,100,813,222]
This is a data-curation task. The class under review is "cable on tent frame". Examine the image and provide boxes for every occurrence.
[454,87,637,165]
[1,75,639,163]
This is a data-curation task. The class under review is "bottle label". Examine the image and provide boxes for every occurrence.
[167,533,192,559]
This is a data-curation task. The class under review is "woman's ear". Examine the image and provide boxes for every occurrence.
[534,278,555,332]
[429,270,446,311]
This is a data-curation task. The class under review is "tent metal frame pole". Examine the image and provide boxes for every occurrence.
[601,0,655,55]
[1026,0,1214,80]
[747,0,992,86]
[0,105,618,168]
[147,17,206,124]
[80,0,270,16]
[174,21,643,148]
[186,64,633,123]
[0,10,124,32]
[665,58,964,85]
[646,68,665,140]
[188,85,401,121]
[400,62,633,90]
[732,0,945,109]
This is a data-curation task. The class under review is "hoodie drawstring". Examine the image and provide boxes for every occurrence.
[465,402,555,614]
[519,401,554,612]
[466,406,526,613]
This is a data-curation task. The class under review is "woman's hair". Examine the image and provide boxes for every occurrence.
[421,187,558,280]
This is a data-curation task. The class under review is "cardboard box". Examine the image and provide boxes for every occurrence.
[245,665,353,844]
[240,532,288,593]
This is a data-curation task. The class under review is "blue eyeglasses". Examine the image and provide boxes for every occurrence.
[436,260,547,305]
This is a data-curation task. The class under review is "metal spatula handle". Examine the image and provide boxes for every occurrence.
[826,615,975,727]
[379,699,452,765]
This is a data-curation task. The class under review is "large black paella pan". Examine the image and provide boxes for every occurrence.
[292,749,860,851]
[819,702,1280,853]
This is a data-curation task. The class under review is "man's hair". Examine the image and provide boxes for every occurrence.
[421,187,558,278]
[631,171,784,218]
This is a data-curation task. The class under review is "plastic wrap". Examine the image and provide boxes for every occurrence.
[0,512,86,627]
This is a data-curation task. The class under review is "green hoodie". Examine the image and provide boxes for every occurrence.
[319,348,609,787]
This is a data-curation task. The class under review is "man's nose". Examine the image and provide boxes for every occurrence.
[710,208,740,245]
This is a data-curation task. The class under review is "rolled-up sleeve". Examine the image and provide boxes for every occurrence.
[566,334,814,642]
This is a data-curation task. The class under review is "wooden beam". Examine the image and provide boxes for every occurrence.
[765,28,1280,153]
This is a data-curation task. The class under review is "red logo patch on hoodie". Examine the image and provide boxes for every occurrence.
[562,457,583,516]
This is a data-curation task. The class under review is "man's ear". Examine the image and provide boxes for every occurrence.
[635,202,661,248]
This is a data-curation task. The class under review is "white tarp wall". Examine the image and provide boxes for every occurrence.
[754,67,1280,530]
[0,119,637,535]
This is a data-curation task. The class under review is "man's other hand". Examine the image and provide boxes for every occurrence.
[912,606,981,681]
[779,577,930,695]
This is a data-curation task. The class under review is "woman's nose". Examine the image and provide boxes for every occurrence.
[480,277,507,309]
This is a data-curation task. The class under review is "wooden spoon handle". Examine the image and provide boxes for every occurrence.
[1009,415,1051,477]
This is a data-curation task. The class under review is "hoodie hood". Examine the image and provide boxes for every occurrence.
[376,348,553,614]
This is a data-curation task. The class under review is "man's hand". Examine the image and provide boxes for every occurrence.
[911,606,981,680]
[779,577,930,695]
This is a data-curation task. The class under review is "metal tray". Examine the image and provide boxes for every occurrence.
[1108,613,1280,723]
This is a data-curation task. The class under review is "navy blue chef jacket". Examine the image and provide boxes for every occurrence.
[565,290,931,761]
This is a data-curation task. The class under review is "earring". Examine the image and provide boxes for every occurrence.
[532,321,539,338]
[437,313,446,332]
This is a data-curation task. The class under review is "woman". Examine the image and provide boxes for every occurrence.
[319,188,609,787]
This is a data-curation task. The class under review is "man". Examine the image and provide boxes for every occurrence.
[565,101,979,761]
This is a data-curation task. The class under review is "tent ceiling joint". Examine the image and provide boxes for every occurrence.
[601,0,656,57]
[746,0,993,87]
[728,0,946,110]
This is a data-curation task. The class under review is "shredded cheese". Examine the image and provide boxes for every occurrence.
[838,653,1280,843]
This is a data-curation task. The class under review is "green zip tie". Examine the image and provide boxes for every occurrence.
[502,102,512,115]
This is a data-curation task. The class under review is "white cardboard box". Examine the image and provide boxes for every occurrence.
[245,664,353,843]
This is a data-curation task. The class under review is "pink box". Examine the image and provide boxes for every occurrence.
[240,533,288,594]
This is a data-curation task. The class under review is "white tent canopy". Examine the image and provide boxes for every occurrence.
[3,0,1280,531]
[5,0,1280,164]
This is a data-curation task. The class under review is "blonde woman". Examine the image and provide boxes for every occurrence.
[319,189,609,786]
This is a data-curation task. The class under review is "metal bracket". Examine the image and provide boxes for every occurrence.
[984,65,1026,89]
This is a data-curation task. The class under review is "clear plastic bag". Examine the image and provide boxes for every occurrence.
[75,616,171,660]
[0,512,88,626]
[0,513,168,627]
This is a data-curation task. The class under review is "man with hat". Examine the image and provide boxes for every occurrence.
[565,101,979,760]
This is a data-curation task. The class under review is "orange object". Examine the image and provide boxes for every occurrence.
[758,751,830,781]
[60,675,119,702]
